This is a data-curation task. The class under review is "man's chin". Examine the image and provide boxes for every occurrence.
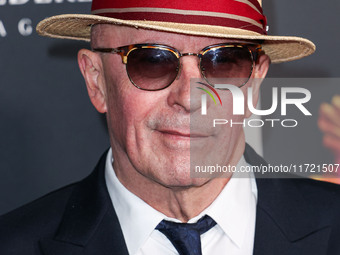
[157,173,212,190]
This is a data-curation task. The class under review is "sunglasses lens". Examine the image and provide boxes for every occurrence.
[201,46,253,87]
[126,48,179,90]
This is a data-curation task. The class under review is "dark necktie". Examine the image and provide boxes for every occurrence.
[156,215,217,255]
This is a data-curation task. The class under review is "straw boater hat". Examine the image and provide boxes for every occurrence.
[36,0,315,63]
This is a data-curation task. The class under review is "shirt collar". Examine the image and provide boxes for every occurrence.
[201,156,258,248]
[105,148,257,254]
[105,149,166,255]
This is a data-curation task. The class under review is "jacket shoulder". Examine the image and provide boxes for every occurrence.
[0,183,77,252]
[0,151,108,254]
[289,177,340,217]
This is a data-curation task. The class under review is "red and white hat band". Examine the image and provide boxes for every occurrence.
[91,0,268,35]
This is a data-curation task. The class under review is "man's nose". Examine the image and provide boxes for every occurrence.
[166,56,202,113]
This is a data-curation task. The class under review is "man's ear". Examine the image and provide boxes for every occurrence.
[78,49,107,113]
[245,54,271,118]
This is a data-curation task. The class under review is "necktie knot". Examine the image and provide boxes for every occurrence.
[156,215,216,255]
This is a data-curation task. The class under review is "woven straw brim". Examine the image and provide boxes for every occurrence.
[36,14,316,63]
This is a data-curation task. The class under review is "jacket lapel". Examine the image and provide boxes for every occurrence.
[244,144,331,255]
[39,152,129,255]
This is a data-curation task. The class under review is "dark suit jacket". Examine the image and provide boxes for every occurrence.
[1,145,340,254]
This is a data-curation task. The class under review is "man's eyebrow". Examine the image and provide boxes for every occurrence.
[115,40,261,47]
[134,40,172,45]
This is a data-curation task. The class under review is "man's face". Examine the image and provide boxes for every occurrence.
[80,24,269,188]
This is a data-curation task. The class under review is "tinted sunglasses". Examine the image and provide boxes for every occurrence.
[93,43,263,91]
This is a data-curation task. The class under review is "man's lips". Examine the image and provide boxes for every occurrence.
[157,129,209,138]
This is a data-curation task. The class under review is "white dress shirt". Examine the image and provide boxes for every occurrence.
[105,148,258,255]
